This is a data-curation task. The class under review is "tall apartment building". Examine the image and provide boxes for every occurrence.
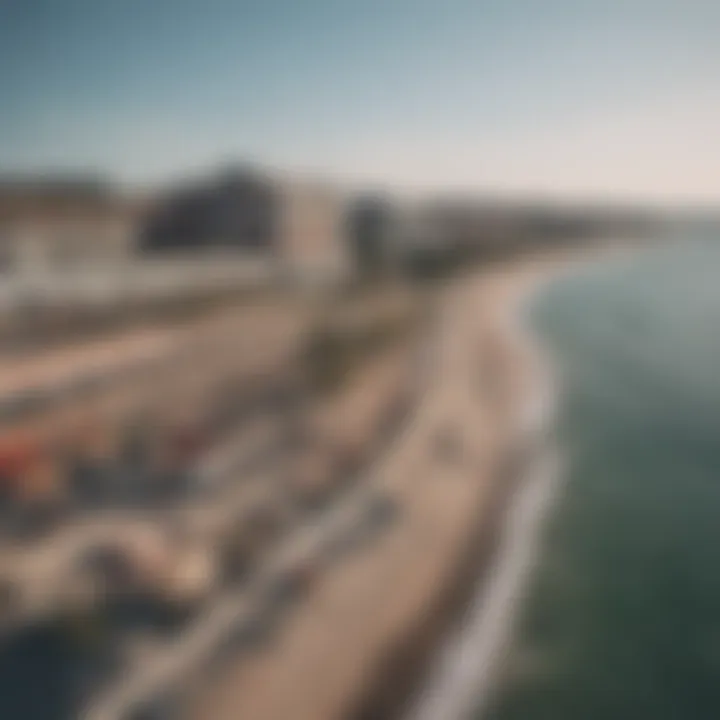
[141,168,350,282]
[140,169,279,256]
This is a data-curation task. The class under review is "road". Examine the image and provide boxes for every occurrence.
[85,270,480,720]
[81,303,436,720]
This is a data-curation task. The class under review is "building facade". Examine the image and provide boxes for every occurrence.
[0,179,138,274]
[140,169,279,256]
[140,168,350,282]
[278,180,349,282]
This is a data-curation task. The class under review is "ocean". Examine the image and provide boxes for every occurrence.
[482,237,720,720]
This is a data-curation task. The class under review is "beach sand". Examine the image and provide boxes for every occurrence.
[184,254,587,720]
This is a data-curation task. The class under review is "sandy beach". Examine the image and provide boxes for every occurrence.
[180,254,585,720]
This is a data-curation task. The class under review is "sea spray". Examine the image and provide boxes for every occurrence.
[407,274,566,720]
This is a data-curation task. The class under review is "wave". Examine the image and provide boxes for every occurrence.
[406,278,566,720]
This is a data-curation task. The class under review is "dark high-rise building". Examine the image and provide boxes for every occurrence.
[346,195,394,275]
[140,168,279,254]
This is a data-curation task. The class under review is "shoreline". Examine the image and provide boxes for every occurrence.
[184,252,610,720]
[351,260,571,720]
[403,271,562,720]
[394,248,633,720]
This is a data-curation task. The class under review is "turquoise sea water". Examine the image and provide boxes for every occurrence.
[483,239,720,720]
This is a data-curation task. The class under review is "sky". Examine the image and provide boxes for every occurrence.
[1,0,719,202]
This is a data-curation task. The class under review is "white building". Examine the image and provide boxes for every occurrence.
[278,179,351,284]
[0,180,139,275]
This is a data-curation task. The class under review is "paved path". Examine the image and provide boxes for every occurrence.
[82,329,432,720]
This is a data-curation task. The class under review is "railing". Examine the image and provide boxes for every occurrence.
[0,257,280,315]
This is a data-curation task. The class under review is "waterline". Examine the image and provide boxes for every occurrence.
[407,270,566,720]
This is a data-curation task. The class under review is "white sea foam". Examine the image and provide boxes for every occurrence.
[406,280,566,720]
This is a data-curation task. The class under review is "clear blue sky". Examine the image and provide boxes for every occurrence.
[1,0,719,200]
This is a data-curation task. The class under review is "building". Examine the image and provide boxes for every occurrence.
[0,177,139,273]
[140,168,279,256]
[345,195,397,275]
[278,179,349,282]
[140,167,350,282]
